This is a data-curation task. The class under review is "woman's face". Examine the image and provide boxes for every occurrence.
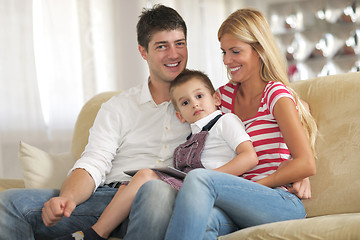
[220,33,262,84]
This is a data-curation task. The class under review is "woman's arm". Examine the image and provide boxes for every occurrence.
[256,97,316,188]
[213,140,258,176]
[282,98,313,199]
[277,159,312,199]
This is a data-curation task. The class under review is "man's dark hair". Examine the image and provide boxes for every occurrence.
[137,4,187,51]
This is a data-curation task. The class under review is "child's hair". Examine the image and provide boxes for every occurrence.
[137,4,187,51]
[218,8,318,155]
[170,69,215,110]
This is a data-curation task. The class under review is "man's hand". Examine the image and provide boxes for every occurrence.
[286,177,312,199]
[42,197,76,227]
[41,169,95,227]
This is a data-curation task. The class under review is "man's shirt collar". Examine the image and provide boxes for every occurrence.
[139,78,153,105]
[139,78,171,107]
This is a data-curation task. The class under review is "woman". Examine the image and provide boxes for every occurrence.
[165,8,317,240]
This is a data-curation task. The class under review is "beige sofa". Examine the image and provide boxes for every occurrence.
[1,72,360,239]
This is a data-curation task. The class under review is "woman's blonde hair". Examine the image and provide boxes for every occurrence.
[218,8,318,154]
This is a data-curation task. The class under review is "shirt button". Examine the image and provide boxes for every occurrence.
[165,126,169,130]
[157,160,161,163]
[164,145,167,149]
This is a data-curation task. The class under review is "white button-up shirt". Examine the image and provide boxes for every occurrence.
[71,80,191,188]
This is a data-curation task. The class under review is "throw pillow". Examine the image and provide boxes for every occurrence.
[19,141,75,189]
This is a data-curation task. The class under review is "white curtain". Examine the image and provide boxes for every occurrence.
[1,0,255,179]
[0,0,48,179]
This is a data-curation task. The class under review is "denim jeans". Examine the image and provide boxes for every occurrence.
[165,169,306,240]
[124,180,237,240]
[0,186,125,240]
[0,179,236,240]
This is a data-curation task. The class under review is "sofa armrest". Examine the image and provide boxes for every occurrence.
[0,178,25,192]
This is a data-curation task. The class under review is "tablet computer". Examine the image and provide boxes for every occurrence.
[124,166,186,179]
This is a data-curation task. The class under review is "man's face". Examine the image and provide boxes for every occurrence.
[139,29,188,84]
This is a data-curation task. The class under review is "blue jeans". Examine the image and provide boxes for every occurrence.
[165,169,306,240]
[0,186,125,240]
[0,179,236,240]
[124,180,237,240]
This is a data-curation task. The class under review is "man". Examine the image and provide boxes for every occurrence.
[0,5,225,240]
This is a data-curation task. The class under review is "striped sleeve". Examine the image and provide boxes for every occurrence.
[265,82,296,115]
[218,83,238,114]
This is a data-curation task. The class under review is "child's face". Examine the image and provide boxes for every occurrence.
[173,78,221,124]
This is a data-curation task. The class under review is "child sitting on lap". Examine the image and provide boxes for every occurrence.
[56,69,257,240]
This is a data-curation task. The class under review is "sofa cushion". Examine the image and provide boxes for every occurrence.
[291,72,360,217]
[218,213,360,240]
[19,141,75,189]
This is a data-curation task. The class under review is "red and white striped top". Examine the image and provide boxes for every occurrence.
[218,81,296,182]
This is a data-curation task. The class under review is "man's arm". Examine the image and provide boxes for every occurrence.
[42,96,124,227]
[41,168,96,227]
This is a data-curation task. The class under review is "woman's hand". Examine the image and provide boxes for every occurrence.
[286,177,312,199]
[277,159,312,199]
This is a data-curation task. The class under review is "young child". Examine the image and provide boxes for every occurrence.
[56,69,257,240]
[161,69,258,189]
